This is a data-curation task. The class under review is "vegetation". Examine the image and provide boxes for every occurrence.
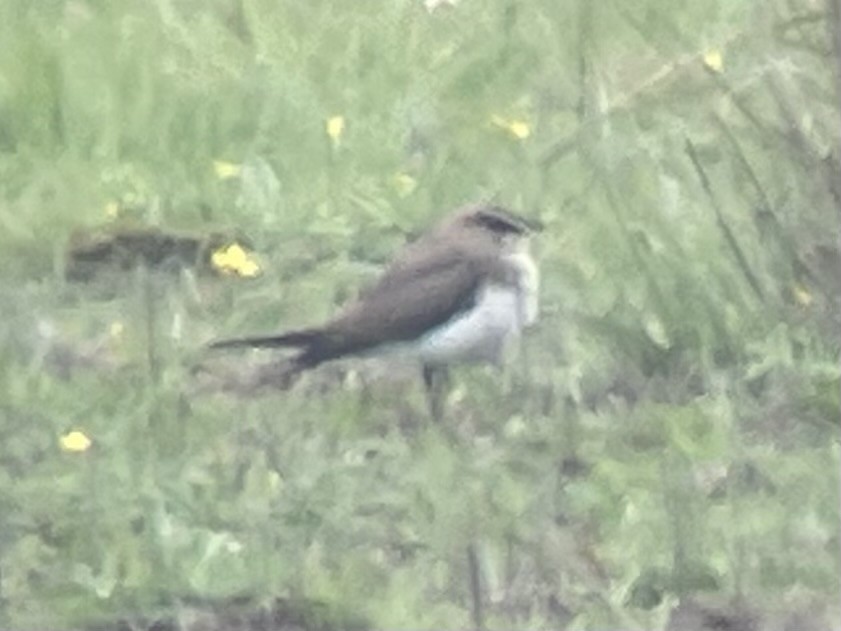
[0,0,838,629]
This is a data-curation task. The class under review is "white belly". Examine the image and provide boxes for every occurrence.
[416,283,527,365]
[375,247,539,367]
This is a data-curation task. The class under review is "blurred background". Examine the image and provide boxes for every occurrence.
[0,0,839,629]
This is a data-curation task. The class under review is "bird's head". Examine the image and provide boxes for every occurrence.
[447,204,542,255]
[464,205,542,235]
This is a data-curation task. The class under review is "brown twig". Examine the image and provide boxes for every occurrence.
[615,3,775,138]
[827,0,841,194]
[541,6,766,168]
[684,138,766,303]
[711,113,819,286]
[467,542,485,631]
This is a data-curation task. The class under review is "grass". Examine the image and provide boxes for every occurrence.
[0,0,839,629]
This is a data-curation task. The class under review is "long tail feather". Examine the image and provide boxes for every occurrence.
[208,329,319,350]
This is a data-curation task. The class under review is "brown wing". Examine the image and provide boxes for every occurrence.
[314,246,486,359]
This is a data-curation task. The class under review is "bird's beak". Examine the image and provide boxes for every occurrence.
[521,216,544,233]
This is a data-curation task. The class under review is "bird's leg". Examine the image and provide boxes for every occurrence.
[422,364,440,421]
[422,364,450,422]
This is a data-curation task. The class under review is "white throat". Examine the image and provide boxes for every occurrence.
[503,246,540,328]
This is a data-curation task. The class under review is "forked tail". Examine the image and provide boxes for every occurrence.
[208,329,320,350]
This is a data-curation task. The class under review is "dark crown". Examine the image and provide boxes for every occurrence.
[471,206,543,235]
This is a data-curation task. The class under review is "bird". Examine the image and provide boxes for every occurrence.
[209,203,541,419]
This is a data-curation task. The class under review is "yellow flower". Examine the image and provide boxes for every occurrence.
[702,50,723,72]
[104,201,120,219]
[424,0,457,11]
[491,115,531,140]
[109,321,125,339]
[508,121,531,139]
[393,172,417,197]
[213,160,242,180]
[268,470,283,492]
[326,116,345,144]
[60,430,92,453]
[211,243,261,278]
[792,284,813,308]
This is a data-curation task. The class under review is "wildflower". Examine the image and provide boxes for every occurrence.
[702,50,723,72]
[393,172,418,197]
[109,321,124,339]
[211,243,261,278]
[491,115,531,140]
[213,160,242,180]
[644,314,670,349]
[326,116,345,145]
[792,284,813,308]
[425,0,458,11]
[105,201,120,219]
[268,470,283,492]
[60,430,92,453]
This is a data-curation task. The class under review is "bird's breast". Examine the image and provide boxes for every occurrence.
[415,281,530,365]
